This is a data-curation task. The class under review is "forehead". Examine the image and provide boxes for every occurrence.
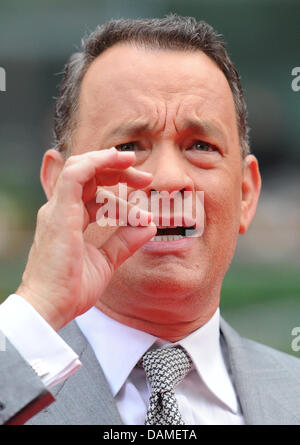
[78,43,238,141]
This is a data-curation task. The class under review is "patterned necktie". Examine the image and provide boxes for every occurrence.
[142,346,192,425]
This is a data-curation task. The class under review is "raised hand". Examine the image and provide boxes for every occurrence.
[17,148,156,331]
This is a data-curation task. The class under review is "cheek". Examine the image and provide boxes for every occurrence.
[198,172,242,231]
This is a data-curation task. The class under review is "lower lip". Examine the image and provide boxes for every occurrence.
[142,236,197,254]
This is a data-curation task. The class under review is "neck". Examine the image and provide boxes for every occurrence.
[95,298,219,342]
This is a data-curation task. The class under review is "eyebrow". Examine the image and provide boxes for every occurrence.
[108,117,228,148]
[179,117,228,149]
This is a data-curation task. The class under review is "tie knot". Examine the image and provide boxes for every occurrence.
[142,346,192,393]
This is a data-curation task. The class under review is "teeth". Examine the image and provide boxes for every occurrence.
[150,235,184,242]
[185,228,198,237]
[149,227,199,242]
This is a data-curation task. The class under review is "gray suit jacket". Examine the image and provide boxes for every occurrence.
[2,318,300,425]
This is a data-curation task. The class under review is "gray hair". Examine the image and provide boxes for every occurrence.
[54,14,250,157]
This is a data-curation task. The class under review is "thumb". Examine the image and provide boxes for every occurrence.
[99,223,157,271]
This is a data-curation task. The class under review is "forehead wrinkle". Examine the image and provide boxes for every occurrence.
[102,96,167,141]
[106,119,154,139]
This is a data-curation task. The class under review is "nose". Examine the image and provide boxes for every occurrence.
[140,144,197,228]
[147,143,194,194]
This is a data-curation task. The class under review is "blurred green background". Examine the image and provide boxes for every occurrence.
[0,0,299,355]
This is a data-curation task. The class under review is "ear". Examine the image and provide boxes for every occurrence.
[40,149,65,200]
[239,154,261,234]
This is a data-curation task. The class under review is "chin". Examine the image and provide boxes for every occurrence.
[133,270,202,300]
[110,256,210,300]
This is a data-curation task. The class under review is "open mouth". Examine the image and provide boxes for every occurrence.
[150,226,198,241]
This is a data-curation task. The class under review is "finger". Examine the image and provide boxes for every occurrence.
[83,167,152,203]
[99,223,157,272]
[82,177,97,203]
[54,149,136,205]
[95,166,153,189]
[55,149,153,206]
[66,148,136,177]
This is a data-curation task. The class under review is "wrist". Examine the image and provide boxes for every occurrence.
[16,283,66,331]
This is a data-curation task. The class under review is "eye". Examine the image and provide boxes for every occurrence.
[187,141,218,152]
[116,142,140,152]
[115,141,148,165]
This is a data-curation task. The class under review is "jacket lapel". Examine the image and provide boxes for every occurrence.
[220,317,300,425]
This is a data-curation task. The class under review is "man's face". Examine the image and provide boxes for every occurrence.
[70,43,257,328]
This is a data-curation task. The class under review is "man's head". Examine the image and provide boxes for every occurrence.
[41,16,261,340]
[54,15,250,159]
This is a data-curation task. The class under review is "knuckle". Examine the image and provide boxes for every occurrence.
[98,247,115,275]
[35,205,50,235]
[64,155,77,168]
[117,232,131,257]
[37,203,48,222]
[36,201,56,227]
[61,164,76,181]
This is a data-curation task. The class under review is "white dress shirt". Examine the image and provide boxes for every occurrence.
[76,306,245,425]
[0,294,245,425]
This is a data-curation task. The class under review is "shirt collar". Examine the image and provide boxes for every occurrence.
[176,310,239,413]
[75,306,238,413]
[75,307,157,397]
